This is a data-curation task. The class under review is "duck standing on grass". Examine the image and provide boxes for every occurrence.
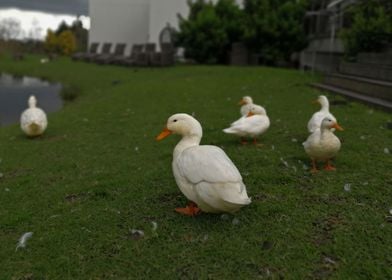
[307,95,336,133]
[156,113,251,216]
[20,95,48,137]
[223,105,270,145]
[239,96,254,116]
[303,117,343,173]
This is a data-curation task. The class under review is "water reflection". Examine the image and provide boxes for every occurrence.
[0,73,63,126]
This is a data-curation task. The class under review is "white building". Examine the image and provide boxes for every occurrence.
[88,0,189,54]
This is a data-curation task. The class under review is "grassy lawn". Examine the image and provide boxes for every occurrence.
[0,54,391,279]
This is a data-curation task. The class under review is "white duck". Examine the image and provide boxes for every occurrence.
[156,113,251,215]
[239,96,254,116]
[307,95,336,133]
[20,95,48,137]
[303,117,343,173]
[223,105,270,145]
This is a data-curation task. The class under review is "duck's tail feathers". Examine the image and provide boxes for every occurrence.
[223,128,235,134]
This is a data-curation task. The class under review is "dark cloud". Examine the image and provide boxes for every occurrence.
[0,0,88,16]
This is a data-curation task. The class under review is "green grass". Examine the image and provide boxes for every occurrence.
[0,54,391,279]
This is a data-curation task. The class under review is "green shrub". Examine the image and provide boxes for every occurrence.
[177,0,244,64]
[341,0,392,58]
[176,0,307,65]
[60,84,80,102]
[243,0,307,65]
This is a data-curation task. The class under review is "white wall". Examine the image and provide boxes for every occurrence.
[89,0,150,54]
[89,0,244,54]
[149,0,189,50]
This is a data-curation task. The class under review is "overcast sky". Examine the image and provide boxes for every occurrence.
[0,0,88,15]
[0,1,89,40]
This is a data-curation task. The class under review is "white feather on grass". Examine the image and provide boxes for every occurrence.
[16,232,33,251]
[151,221,158,231]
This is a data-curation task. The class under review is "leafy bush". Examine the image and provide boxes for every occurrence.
[44,29,77,56]
[44,30,58,53]
[176,0,307,65]
[243,0,307,64]
[177,0,244,64]
[60,84,80,102]
[341,0,392,58]
[57,30,77,55]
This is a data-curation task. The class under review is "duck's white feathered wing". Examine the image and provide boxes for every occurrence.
[176,145,251,212]
[224,115,268,136]
[177,145,242,183]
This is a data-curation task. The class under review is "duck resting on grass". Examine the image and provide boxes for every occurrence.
[156,113,251,216]
[239,96,254,116]
[303,117,343,173]
[20,95,48,137]
[223,104,270,145]
[307,95,336,133]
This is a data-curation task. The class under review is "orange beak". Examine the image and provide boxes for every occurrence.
[239,99,246,105]
[246,111,255,118]
[331,123,344,131]
[156,127,172,141]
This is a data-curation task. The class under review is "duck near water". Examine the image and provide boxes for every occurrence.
[20,95,48,137]
[156,113,251,216]
[303,117,343,173]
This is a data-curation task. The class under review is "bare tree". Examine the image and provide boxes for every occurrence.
[0,18,22,40]
[28,18,42,40]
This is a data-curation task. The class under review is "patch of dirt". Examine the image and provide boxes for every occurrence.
[261,240,273,250]
[312,254,339,279]
[312,213,345,246]
[252,193,268,202]
[6,168,33,179]
[11,273,34,280]
[65,193,87,203]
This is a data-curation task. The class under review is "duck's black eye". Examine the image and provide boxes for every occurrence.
[173,119,177,122]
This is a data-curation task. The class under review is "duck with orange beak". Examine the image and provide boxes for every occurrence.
[223,105,270,145]
[307,95,337,133]
[303,117,344,172]
[156,113,251,216]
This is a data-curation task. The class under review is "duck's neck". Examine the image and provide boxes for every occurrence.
[320,101,329,112]
[320,127,333,139]
[174,134,201,159]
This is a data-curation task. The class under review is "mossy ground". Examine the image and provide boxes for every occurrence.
[0,54,391,279]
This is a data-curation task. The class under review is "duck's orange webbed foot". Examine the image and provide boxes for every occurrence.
[175,202,201,216]
[324,160,336,171]
[253,138,263,147]
[241,138,248,145]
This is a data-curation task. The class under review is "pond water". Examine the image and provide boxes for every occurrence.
[0,73,63,126]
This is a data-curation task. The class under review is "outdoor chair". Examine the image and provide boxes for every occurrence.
[150,43,175,67]
[119,44,144,66]
[95,43,126,64]
[85,43,112,62]
[72,42,99,61]
[133,43,156,67]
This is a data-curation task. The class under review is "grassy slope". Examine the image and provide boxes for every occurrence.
[0,55,391,279]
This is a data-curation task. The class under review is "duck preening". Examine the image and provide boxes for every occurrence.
[223,104,270,145]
